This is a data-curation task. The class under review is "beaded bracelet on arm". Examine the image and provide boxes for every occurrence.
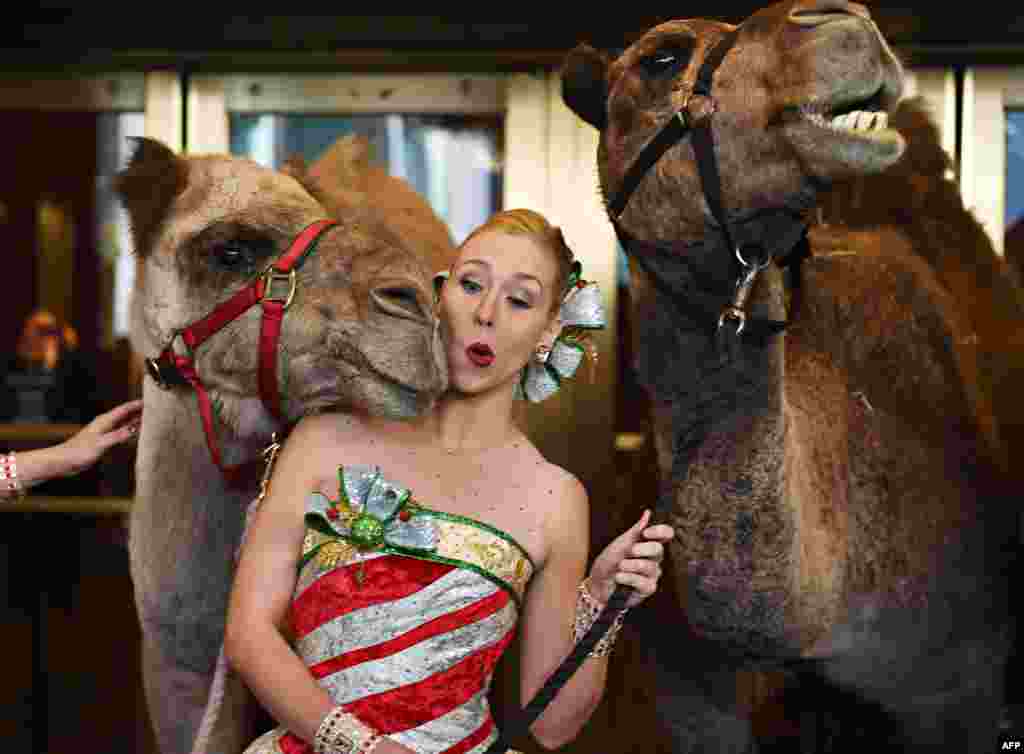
[314,705,383,754]
[0,452,26,501]
[572,577,628,659]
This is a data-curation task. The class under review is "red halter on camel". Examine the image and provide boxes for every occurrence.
[144,219,338,487]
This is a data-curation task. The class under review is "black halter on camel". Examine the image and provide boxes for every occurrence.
[608,33,809,344]
[487,27,810,753]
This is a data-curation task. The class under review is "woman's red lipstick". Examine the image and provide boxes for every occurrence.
[466,342,495,367]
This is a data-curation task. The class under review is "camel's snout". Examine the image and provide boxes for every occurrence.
[788,0,872,27]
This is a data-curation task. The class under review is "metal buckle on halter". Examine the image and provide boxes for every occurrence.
[145,333,192,390]
[682,92,718,128]
[261,266,297,310]
[717,306,747,335]
[145,357,171,389]
[717,245,772,336]
[735,244,772,272]
[145,354,189,390]
[675,100,691,131]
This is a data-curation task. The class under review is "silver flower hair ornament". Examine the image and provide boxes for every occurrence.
[515,261,607,403]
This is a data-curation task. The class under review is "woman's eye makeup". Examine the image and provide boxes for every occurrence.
[456,272,537,308]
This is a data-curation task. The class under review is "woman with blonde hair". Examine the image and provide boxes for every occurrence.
[227,208,673,754]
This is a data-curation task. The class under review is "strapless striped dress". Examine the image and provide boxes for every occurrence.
[244,465,535,754]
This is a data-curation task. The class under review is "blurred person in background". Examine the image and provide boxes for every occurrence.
[1,308,101,425]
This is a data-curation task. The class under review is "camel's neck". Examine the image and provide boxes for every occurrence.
[132,385,261,569]
[129,384,260,681]
[632,241,791,442]
[658,262,789,501]
[133,383,256,536]
[637,260,825,654]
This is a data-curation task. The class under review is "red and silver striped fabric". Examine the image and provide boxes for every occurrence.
[245,505,533,754]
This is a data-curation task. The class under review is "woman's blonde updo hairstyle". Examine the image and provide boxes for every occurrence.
[460,208,576,314]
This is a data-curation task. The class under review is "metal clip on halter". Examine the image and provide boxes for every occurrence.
[257,432,284,504]
[145,334,191,390]
[145,357,173,389]
[718,245,771,335]
[261,266,298,310]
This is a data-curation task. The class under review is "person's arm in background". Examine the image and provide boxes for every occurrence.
[0,399,142,500]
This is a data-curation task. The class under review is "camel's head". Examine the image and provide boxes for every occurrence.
[115,138,448,431]
[562,0,905,239]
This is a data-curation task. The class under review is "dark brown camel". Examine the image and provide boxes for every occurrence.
[562,2,1020,751]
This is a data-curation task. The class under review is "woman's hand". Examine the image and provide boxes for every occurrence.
[586,509,674,607]
[56,399,143,478]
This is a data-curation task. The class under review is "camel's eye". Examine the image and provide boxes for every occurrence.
[212,241,254,270]
[189,223,280,287]
[638,44,693,79]
[205,233,278,274]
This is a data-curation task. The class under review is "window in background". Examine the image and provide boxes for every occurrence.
[1006,110,1024,271]
[96,111,146,343]
[0,74,147,351]
[229,112,502,246]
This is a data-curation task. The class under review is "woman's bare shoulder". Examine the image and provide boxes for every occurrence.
[511,445,588,522]
[539,461,586,499]
[514,439,585,492]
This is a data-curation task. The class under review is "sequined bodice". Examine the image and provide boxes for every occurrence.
[244,464,535,754]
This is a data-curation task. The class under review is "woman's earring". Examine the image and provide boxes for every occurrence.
[534,344,551,364]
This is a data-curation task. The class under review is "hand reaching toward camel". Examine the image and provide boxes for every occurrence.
[56,398,144,478]
[1,399,143,499]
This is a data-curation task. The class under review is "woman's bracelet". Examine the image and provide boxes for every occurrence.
[314,705,382,754]
[0,452,26,501]
[572,577,628,659]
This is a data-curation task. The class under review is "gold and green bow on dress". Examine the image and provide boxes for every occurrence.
[303,465,439,579]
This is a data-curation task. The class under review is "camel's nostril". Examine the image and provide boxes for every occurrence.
[370,283,431,324]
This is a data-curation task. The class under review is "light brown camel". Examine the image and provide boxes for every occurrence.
[562,1,1019,751]
[115,136,455,754]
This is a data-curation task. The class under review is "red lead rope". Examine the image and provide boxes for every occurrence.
[145,219,339,488]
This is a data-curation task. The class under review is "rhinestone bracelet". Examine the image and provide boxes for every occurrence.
[0,452,25,501]
[313,705,382,754]
[573,577,628,659]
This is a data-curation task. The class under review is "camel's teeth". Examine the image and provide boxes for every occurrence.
[829,112,851,130]
[828,110,889,132]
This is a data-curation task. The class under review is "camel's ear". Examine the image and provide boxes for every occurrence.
[561,44,610,130]
[281,152,328,202]
[112,137,188,258]
[281,153,309,181]
[307,134,372,195]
